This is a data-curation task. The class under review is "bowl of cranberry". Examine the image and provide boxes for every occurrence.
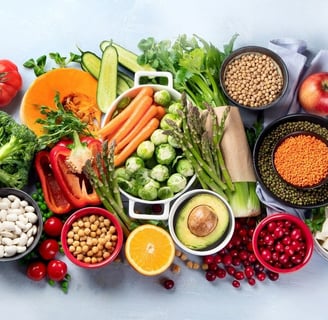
[252,213,314,273]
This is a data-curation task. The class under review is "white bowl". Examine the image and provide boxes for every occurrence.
[168,189,235,256]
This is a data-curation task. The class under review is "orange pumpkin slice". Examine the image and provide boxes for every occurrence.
[125,224,176,276]
[20,68,101,136]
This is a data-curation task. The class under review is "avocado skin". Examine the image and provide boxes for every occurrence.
[175,193,230,250]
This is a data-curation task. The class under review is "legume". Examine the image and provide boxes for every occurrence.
[255,120,328,207]
[66,214,118,264]
[273,133,328,188]
[223,52,284,108]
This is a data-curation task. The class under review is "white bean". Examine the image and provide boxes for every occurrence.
[23,222,32,232]
[2,237,13,246]
[14,225,22,236]
[26,236,34,247]
[2,221,16,232]
[17,215,28,224]
[15,220,27,230]
[0,245,4,258]
[31,225,38,236]
[6,213,18,222]
[0,231,15,239]
[4,245,17,257]
[7,195,19,202]
[16,246,27,254]
[19,200,29,207]
[25,212,38,224]
[24,205,35,213]
[0,201,9,210]
[10,199,21,209]
[18,233,28,246]
[0,209,7,221]
[8,208,24,215]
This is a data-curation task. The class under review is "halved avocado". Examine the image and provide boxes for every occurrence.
[175,193,230,250]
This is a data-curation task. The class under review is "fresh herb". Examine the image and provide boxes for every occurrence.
[137,34,238,109]
[24,52,81,76]
[246,115,264,151]
[36,92,92,149]
[305,206,326,233]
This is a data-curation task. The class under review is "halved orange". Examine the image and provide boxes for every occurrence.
[125,224,175,276]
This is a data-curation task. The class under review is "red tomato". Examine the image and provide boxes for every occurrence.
[43,216,64,237]
[26,261,47,281]
[38,239,59,260]
[0,59,22,107]
[47,260,67,282]
[298,72,328,116]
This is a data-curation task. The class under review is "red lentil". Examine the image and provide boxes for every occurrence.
[273,134,328,188]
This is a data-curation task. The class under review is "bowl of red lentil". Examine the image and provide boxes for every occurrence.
[253,113,328,209]
[272,131,328,190]
[219,46,288,111]
[61,207,124,269]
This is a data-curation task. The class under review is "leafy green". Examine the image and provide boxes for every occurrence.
[0,111,38,189]
[305,207,327,233]
[36,92,92,149]
[24,52,81,76]
[137,34,238,109]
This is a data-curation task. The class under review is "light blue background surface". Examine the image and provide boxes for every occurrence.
[1,1,328,319]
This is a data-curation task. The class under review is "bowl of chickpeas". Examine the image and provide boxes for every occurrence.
[61,207,123,269]
[219,46,289,111]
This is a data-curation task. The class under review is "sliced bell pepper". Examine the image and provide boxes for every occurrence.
[49,133,102,208]
[34,150,74,214]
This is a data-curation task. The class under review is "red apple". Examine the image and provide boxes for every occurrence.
[298,72,328,116]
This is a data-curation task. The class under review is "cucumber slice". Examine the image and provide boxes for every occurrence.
[100,40,155,73]
[81,51,101,78]
[97,45,118,113]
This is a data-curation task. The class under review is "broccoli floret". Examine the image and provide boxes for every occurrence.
[0,111,38,189]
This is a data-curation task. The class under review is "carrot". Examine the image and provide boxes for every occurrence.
[115,104,160,154]
[114,117,160,167]
[155,105,166,120]
[98,86,154,139]
[107,95,153,143]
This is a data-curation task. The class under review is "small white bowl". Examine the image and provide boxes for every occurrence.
[168,189,235,256]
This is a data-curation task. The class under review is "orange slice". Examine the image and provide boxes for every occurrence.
[125,224,175,276]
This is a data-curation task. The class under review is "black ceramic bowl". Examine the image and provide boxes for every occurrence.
[253,113,328,209]
[220,46,289,111]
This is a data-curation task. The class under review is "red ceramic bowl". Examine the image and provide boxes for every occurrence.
[252,213,314,273]
[61,207,123,269]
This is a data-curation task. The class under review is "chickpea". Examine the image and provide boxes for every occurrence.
[65,214,119,264]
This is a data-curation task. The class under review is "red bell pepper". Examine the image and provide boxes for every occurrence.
[49,132,102,208]
[34,150,74,214]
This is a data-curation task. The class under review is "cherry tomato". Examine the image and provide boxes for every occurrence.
[43,216,64,237]
[47,259,67,282]
[26,261,47,281]
[0,59,22,107]
[38,239,59,260]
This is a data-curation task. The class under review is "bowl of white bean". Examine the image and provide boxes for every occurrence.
[61,207,124,269]
[0,188,43,262]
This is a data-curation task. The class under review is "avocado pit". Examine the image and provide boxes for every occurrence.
[187,205,218,237]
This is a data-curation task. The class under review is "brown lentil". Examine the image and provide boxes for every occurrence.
[223,52,284,108]
[255,119,328,207]
[67,214,118,264]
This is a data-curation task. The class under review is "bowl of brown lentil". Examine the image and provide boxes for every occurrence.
[272,131,328,190]
[253,113,328,209]
[61,207,123,269]
[219,46,288,111]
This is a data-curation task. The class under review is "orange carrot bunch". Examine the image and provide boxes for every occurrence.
[97,86,167,167]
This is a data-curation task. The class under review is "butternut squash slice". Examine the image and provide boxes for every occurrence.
[20,68,101,136]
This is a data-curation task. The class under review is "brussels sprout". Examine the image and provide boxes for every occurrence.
[160,113,182,130]
[176,158,194,177]
[114,167,131,180]
[154,89,171,107]
[167,173,187,193]
[150,164,170,182]
[134,167,151,185]
[136,140,155,160]
[158,186,174,200]
[168,101,183,115]
[117,178,139,197]
[125,156,144,175]
[150,129,168,146]
[155,143,176,165]
[145,178,161,190]
[167,135,180,148]
[138,183,158,201]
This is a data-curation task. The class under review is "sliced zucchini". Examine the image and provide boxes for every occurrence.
[100,40,155,73]
[117,74,131,95]
[97,45,118,113]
